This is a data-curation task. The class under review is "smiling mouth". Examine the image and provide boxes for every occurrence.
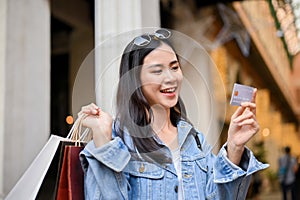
[160,87,176,93]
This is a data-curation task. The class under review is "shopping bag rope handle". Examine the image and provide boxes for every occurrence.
[66,114,91,146]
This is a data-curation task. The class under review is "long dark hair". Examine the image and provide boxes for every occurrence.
[115,33,187,163]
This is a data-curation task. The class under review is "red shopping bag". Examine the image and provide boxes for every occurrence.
[56,145,84,200]
[56,114,90,200]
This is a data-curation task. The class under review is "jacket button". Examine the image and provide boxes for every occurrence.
[139,164,145,173]
[183,174,192,178]
[174,185,178,193]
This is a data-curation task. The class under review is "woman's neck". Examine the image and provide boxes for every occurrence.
[150,105,178,149]
[151,105,172,132]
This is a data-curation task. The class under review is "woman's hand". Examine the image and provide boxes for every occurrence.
[78,103,112,148]
[227,89,260,165]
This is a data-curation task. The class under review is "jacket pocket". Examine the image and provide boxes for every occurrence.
[123,161,165,199]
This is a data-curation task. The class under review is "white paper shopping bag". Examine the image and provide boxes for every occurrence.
[5,135,66,200]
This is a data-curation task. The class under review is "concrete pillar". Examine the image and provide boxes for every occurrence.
[0,0,7,198]
[93,0,160,113]
[1,0,50,196]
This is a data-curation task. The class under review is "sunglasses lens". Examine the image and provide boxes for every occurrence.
[154,29,171,39]
[134,35,151,46]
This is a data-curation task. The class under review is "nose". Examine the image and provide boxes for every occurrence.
[163,69,176,83]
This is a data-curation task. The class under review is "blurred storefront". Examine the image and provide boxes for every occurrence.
[1,0,300,198]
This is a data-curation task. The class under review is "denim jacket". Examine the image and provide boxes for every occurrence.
[80,120,268,200]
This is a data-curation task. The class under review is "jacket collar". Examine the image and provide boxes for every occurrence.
[177,120,193,148]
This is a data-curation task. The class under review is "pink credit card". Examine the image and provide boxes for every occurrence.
[230,83,254,106]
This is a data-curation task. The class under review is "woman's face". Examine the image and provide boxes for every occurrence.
[140,43,183,109]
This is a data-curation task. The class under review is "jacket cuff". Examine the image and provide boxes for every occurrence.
[83,137,131,172]
[214,143,269,183]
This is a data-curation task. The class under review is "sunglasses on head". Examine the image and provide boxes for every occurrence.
[133,29,171,47]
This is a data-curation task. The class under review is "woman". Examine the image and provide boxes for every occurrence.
[79,29,268,199]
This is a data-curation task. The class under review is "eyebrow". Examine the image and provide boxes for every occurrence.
[146,60,179,68]
[169,60,179,66]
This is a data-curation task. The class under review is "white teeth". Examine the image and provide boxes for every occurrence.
[161,88,175,93]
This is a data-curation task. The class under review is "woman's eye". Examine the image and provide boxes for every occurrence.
[171,66,179,71]
[152,69,162,74]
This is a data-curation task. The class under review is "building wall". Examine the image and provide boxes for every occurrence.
[1,0,51,196]
[292,53,300,115]
[0,0,7,198]
[240,1,292,89]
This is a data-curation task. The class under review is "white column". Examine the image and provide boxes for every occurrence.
[2,0,50,195]
[141,0,161,27]
[0,0,7,198]
[94,0,160,113]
